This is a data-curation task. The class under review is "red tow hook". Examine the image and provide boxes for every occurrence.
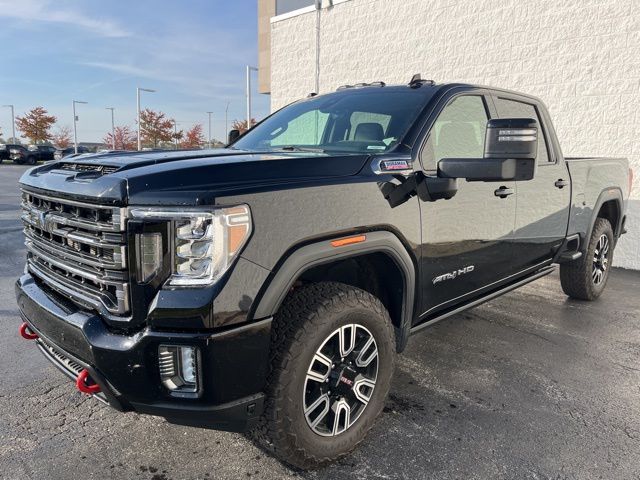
[76,369,101,394]
[19,322,38,340]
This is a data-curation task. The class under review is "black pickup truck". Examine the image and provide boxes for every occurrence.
[9,144,56,164]
[15,79,631,469]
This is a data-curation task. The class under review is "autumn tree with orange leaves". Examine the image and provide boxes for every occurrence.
[231,118,257,134]
[16,107,57,144]
[52,125,72,149]
[181,124,205,149]
[103,125,137,150]
[138,109,174,148]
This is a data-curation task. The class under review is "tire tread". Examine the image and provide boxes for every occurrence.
[252,281,394,469]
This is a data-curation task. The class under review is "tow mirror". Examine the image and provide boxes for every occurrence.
[438,118,538,182]
[228,129,240,145]
[484,118,538,160]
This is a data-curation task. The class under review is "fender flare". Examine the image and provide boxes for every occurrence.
[251,230,417,352]
[585,187,624,249]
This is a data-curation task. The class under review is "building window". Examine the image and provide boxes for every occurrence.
[276,0,315,16]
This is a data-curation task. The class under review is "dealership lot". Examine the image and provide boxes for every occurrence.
[1,164,639,480]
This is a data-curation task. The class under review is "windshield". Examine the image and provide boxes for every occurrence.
[233,88,432,154]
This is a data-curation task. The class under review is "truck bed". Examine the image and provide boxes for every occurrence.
[565,156,630,248]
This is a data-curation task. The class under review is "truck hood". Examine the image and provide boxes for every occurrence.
[19,149,371,206]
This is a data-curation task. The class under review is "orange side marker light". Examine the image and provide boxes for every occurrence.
[330,235,366,248]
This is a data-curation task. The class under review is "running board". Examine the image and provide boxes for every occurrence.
[410,265,556,335]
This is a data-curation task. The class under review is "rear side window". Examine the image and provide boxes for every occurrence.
[421,95,489,169]
[494,98,551,164]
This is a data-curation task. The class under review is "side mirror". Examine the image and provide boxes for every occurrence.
[438,118,538,182]
[484,118,538,160]
[228,129,240,144]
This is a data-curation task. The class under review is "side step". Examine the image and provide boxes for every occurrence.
[558,251,582,262]
[410,265,556,335]
[555,233,582,263]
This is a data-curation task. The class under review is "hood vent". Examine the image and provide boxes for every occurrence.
[59,163,119,175]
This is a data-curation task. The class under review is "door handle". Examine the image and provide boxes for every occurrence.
[494,186,514,198]
[555,179,569,189]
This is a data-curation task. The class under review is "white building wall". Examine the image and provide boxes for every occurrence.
[270,0,640,269]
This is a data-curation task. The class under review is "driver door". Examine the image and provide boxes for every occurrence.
[417,92,517,319]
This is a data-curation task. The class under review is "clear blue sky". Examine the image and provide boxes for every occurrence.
[0,0,270,143]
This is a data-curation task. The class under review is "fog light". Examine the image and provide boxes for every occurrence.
[158,345,200,396]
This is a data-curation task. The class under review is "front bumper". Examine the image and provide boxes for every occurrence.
[15,273,272,432]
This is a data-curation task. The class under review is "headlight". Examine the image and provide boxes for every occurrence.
[130,205,252,287]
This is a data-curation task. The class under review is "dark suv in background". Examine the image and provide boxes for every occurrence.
[0,143,21,163]
[54,146,90,161]
[8,145,56,165]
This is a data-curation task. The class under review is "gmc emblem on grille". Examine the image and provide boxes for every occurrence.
[34,210,54,233]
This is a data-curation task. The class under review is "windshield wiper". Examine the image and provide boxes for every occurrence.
[273,145,326,153]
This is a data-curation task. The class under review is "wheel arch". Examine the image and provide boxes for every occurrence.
[586,188,624,248]
[251,230,417,352]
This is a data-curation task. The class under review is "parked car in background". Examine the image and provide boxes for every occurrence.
[0,143,18,163]
[8,144,56,165]
[54,146,90,161]
[0,143,24,163]
[29,145,56,162]
[8,145,37,165]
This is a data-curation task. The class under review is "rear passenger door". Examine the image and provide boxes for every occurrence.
[418,92,517,317]
[492,95,571,271]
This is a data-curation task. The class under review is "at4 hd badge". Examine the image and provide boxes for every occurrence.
[380,159,410,171]
[372,158,413,174]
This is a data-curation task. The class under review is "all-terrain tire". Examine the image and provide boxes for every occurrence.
[560,218,614,300]
[253,282,396,469]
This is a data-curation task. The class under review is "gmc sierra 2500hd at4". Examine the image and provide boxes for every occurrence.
[15,77,631,469]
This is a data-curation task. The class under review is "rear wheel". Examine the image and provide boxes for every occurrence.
[560,218,614,300]
[255,282,396,469]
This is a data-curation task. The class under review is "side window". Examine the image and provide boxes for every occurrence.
[494,98,551,164]
[270,110,330,147]
[421,96,488,170]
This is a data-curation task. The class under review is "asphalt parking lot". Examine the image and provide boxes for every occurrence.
[1,163,639,479]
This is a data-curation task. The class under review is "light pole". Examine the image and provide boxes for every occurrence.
[245,65,258,131]
[207,111,213,148]
[106,107,115,149]
[2,104,15,142]
[72,100,88,154]
[173,120,178,150]
[224,101,230,139]
[137,87,155,151]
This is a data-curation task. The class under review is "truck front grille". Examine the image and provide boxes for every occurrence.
[21,189,130,316]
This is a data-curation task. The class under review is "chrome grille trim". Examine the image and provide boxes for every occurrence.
[28,257,130,314]
[21,190,126,232]
[24,226,126,270]
[21,188,130,316]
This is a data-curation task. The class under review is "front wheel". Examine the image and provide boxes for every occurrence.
[26,156,37,165]
[560,218,614,300]
[255,282,396,469]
